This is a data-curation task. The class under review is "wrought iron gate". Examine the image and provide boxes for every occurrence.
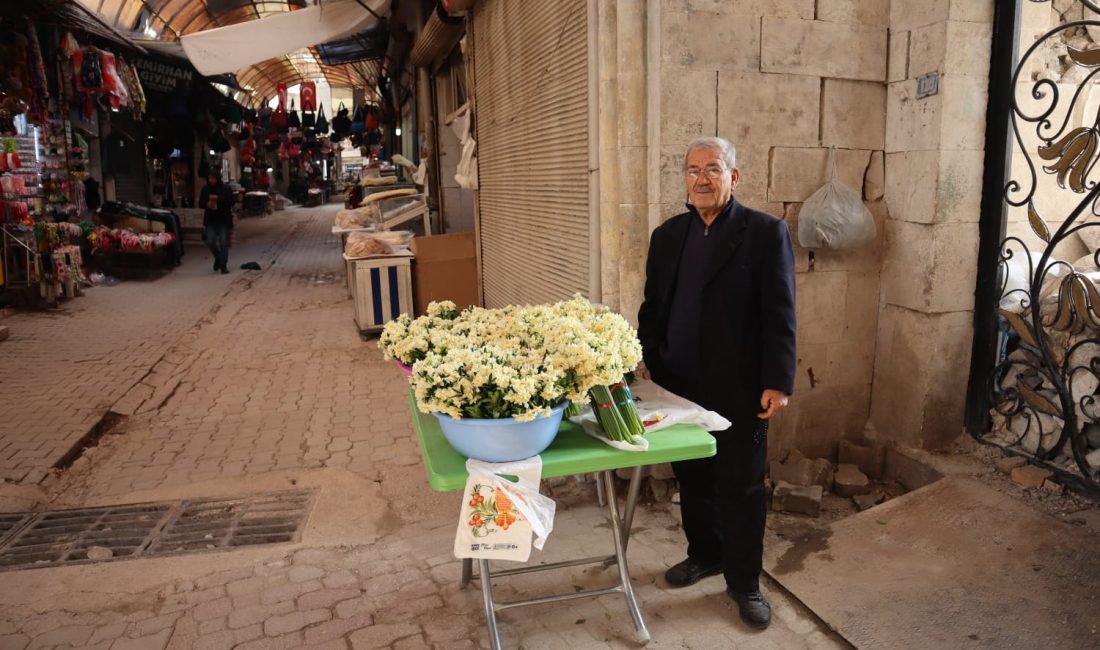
[973,0,1100,497]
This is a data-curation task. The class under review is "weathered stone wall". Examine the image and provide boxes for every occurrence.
[868,2,993,449]
[600,0,995,458]
[656,0,889,460]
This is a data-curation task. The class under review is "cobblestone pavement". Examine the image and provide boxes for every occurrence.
[0,212,300,485]
[0,206,849,649]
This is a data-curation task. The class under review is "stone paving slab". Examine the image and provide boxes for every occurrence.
[0,211,303,486]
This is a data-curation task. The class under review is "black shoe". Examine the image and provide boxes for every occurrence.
[729,589,771,629]
[213,262,219,272]
[220,267,229,274]
[664,557,722,588]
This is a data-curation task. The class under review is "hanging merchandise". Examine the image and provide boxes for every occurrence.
[300,81,317,112]
[364,105,379,131]
[332,102,350,137]
[287,99,300,129]
[350,104,365,134]
[240,138,256,164]
[74,48,105,93]
[0,30,32,104]
[24,18,50,123]
[315,103,328,134]
[271,83,289,131]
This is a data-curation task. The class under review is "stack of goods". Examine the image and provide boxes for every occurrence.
[337,187,418,228]
[0,171,31,224]
[359,176,397,187]
[52,244,87,287]
[87,226,176,254]
[335,207,374,229]
[41,121,76,221]
[344,230,413,258]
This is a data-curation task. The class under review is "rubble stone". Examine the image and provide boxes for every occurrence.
[1041,479,1063,495]
[1087,449,1100,468]
[809,458,834,490]
[1011,465,1054,488]
[86,546,114,561]
[769,449,834,489]
[833,463,871,497]
[0,326,9,342]
[772,481,822,516]
[838,440,884,479]
[852,491,886,511]
[649,462,675,481]
[995,456,1028,475]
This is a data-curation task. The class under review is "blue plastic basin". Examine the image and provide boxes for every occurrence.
[433,402,568,462]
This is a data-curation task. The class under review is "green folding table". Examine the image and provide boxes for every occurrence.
[407,393,716,649]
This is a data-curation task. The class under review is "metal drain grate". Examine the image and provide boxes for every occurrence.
[0,513,34,547]
[0,504,171,569]
[0,490,313,571]
[147,490,312,555]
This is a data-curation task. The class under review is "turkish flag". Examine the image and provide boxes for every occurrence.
[300,81,317,112]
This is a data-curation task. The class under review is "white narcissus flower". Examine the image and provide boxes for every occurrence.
[384,295,641,420]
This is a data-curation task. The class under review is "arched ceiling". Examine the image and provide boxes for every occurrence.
[75,0,386,106]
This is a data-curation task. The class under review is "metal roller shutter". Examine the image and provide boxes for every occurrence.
[471,0,591,308]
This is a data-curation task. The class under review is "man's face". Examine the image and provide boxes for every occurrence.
[684,147,740,212]
[207,175,218,186]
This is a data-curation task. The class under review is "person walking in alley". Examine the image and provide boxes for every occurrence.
[200,172,234,274]
[637,136,796,629]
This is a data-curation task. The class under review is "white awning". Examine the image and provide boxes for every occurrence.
[181,0,390,76]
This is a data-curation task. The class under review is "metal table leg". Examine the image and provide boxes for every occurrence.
[602,470,651,644]
[621,465,645,553]
[478,559,503,650]
[595,472,607,506]
[460,558,473,589]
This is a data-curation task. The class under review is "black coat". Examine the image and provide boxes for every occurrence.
[637,198,797,418]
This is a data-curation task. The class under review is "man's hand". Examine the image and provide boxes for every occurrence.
[634,362,651,381]
[758,389,789,419]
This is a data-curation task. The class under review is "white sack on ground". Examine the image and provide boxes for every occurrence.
[181,0,390,76]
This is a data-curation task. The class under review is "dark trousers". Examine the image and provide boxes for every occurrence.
[658,371,769,594]
[205,223,230,270]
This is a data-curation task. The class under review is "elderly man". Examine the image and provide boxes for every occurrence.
[637,136,796,629]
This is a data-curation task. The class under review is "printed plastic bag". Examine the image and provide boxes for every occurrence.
[797,147,876,251]
[570,379,731,446]
[454,457,555,562]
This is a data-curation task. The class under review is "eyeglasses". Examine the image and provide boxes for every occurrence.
[685,165,726,182]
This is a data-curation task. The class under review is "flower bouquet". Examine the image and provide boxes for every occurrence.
[380,296,646,458]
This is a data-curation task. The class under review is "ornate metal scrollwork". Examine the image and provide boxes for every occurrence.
[987,0,1100,496]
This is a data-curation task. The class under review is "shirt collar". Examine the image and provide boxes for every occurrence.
[685,197,736,227]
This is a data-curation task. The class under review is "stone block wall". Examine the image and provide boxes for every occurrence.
[868,1,993,449]
[654,0,890,460]
[599,0,995,459]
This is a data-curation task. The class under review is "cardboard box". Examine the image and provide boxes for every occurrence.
[409,232,479,316]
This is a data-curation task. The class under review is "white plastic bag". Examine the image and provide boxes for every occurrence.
[797,147,876,251]
[454,457,556,562]
[455,138,479,190]
[568,379,732,450]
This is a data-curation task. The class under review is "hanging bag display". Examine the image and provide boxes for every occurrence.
[271,83,289,132]
[364,105,379,131]
[350,105,365,134]
[332,102,351,137]
[315,103,329,135]
[287,99,301,129]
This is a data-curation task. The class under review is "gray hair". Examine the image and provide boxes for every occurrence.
[684,137,737,170]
